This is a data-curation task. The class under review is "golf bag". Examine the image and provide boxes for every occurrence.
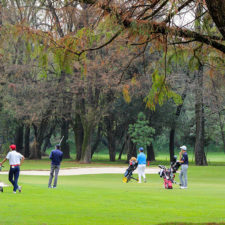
[123,161,138,183]
[0,166,3,192]
[158,156,181,189]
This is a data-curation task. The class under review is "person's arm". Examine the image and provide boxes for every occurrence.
[179,153,184,163]
[20,156,25,165]
[49,151,53,159]
[0,158,7,166]
[179,151,183,161]
[0,151,10,166]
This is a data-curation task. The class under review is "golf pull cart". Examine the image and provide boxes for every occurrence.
[158,156,181,189]
[122,162,139,183]
[0,165,4,192]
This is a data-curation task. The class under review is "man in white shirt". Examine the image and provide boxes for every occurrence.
[0,144,25,193]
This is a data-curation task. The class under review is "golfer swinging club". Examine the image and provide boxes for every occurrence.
[0,144,24,193]
[48,144,63,188]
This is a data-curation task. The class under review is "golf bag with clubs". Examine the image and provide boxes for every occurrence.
[0,166,4,192]
[123,161,138,183]
[158,156,181,189]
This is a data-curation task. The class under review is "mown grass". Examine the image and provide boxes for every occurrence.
[0,166,225,225]
[0,151,225,171]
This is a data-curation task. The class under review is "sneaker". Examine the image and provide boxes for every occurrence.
[0,186,3,192]
[13,191,16,194]
[18,186,22,193]
[53,186,57,188]
[144,178,147,183]
[184,187,188,189]
[180,186,185,189]
[48,186,52,188]
[138,182,142,183]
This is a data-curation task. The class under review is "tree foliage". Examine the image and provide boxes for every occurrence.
[128,112,155,149]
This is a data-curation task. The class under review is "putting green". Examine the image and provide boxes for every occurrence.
[0,166,225,225]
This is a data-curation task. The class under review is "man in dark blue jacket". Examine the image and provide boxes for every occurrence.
[48,144,63,188]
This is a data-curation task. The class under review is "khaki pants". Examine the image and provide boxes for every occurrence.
[179,164,188,187]
[138,164,146,183]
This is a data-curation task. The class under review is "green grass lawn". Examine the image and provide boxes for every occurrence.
[1,151,224,171]
[0,166,225,225]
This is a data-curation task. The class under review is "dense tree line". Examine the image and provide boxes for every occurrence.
[0,0,224,165]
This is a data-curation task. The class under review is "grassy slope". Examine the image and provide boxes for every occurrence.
[0,167,225,225]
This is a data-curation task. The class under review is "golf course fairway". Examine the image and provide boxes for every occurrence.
[0,166,224,225]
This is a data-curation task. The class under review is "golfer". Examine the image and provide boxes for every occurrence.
[137,147,146,183]
[48,144,63,188]
[179,145,188,189]
[0,144,24,193]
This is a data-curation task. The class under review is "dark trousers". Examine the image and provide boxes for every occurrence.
[9,166,20,192]
[48,164,60,188]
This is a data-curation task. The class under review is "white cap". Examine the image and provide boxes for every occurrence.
[180,145,187,151]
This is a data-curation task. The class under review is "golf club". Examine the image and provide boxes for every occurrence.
[58,136,64,146]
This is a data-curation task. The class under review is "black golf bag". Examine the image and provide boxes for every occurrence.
[123,161,138,183]
[158,156,181,189]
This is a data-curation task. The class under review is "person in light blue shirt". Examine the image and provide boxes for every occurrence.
[137,147,146,183]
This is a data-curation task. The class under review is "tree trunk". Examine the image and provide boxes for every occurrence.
[210,77,225,153]
[15,124,24,153]
[24,125,30,158]
[80,122,93,163]
[169,89,187,162]
[118,141,125,160]
[42,124,55,153]
[205,0,225,39]
[105,116,116,162]
[29,124,45,159]
[218,111,225,153]
[147,143,155,161]
[194,65,207,165]
[73,113,84,161]
[194,4,207,166]
[169,128,175,162]
[42,137,52,154]
[126,135,136,162]
[91,125,102,158]
[61,119,70,159]
[30,139,42,159]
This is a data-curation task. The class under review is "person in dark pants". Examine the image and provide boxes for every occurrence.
[0,144,25,193]
[48,144,63,188]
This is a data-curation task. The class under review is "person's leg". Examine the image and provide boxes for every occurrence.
[48,165,55,188]
[183,165,188,187]
[8,167,15,188]
[142,165,146,182]
[53,165,60,188]
[179,165,184,187]
[13,166,20,192]
[138,165,142,183]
